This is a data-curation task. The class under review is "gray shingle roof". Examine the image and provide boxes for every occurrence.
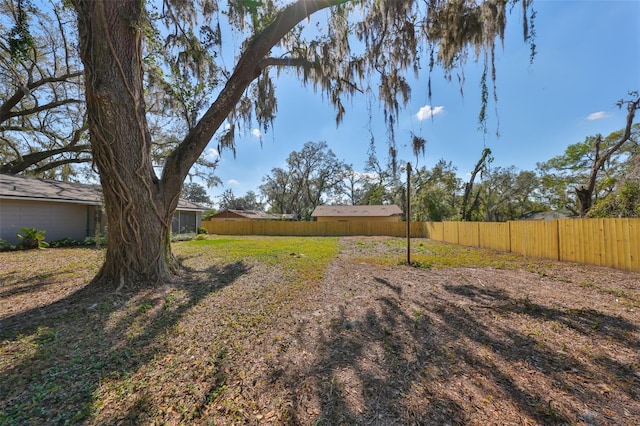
[311,204,403,217]
[0,173,206,211]
[0,173,101,204]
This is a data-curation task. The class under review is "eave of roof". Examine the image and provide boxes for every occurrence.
[0,173,207,211]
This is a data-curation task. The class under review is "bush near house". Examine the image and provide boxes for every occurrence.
[16,227,49,250]
[0,238,14,251]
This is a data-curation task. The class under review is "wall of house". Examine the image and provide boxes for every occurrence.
[0,199,94,244]
[314,215,400,223]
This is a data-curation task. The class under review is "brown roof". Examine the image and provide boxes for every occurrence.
[311,205,403,217]
[0,173,206,211]
[208,209,290,220]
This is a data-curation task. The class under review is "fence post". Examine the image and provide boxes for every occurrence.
[554,219,560,261]
[406,162,411,265]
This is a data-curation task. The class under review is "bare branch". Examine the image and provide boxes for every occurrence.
[0,144,91,174]
[1,98,83,121]
[0,71,83,122]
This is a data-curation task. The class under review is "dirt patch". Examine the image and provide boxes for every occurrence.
[1,237,639,425]
[252,238,639,425]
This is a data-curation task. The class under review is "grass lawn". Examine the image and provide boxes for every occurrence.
[1,236,639,424]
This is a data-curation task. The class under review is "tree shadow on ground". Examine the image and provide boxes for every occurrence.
[0,261,249,424]
[278,270,639,425]
[0,276,60,299]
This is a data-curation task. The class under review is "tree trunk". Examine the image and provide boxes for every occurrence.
[74,0,179,288]
[575,185,592,218]
[460,148,491,221]
[71,0,351,289]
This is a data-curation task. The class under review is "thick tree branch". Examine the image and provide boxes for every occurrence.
[32,157,92,175]
[162,0,351,194]
[592,97,639,173]
[461,148,491,221]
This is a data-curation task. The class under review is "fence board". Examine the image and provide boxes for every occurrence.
[478,222,510,252]
[625,218,640,271]
[458,222,480,247]
[608,219,622,268]
[562,219,598,265]
[442,222,459,244]
[510,220,559,260]
[425,222,444,240]
[603,218,618,268]
[557,218,640,271]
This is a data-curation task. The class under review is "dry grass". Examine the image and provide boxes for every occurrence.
[1,236,639,425]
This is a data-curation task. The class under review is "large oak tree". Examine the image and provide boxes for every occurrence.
[69,0,535,288]
[260,141,346,219]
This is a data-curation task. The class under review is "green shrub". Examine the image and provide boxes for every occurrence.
[171,233,196,242]
[197,227,208,234]
[83,235,107,246]
[0,238,15,251]
[49,237,80,248]
[16,227,49,250]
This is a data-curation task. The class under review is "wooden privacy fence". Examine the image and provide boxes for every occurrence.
[201,220,425,238]
[201,218,640,272]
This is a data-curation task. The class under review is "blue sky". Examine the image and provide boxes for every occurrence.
[203,0,640,207]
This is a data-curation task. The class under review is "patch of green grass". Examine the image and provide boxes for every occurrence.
[411,243,525,269]
[578,280,634,301]
[138,302,153,313]
[191,238,239,245]
[356,239,376,250]
[358,239,530,270]
[178,236,340,276]
[600,287,626,297]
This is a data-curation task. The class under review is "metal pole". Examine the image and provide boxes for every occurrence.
[406,162,411,265]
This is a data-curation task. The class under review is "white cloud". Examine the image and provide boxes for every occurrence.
[205,147,220,160]
[586,111,610,121]
[359,171,379,181]
[251,128,262,138]
[416,105,445,121]
[227,179,239,185]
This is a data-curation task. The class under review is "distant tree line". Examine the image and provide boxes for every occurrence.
[203,120,639,222]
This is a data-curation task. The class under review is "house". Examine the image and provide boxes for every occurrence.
[0,173,206,244]
[311,205,403,222]
[519,210,574,221]
[206,209,296,221]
